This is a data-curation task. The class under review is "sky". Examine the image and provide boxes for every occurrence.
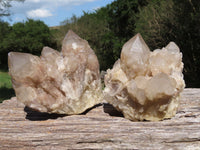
[2,0,115,27]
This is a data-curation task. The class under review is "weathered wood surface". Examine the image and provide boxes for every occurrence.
[0,88,200,150]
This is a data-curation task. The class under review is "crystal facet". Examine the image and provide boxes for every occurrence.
[104,33,185,121]
[8,30,102,114]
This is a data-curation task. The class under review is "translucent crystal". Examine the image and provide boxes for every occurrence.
[8,30,102,114]
[104,34,185,121]
[121,33,150,78]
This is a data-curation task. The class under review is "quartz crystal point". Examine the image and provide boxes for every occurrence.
[8,30,102,114]
[104,33,185,121]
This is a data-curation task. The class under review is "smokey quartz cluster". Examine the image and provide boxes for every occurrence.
[8,30,102,114]
[104,33,185,121]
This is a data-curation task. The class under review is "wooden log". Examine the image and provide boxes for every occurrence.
[0,88,200,149]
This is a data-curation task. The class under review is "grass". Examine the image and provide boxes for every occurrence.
[0,70,15,103]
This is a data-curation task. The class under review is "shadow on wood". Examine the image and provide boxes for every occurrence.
[24,103,103,121]
[103,103,124,117]
[81,103,103,115]
[24,106,67,121]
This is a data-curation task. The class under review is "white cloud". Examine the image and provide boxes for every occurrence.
[29,0,41,3]
[10,0,98,19]
[27,9,52,18]
[25,0,97,7]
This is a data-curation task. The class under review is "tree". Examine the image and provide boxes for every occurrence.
[0,0,25,17]
[135,0,200,87]
[0,20,11,67]
[0,19,56,68]
[0,20,10,41]
[55,9,114,70]
[56,0,149,70]
[106,0,148,38]
[172,0,200,87]
[135,0,175,49]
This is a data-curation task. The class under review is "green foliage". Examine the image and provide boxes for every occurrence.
[0,20,10,41]
[55,0,148,70]
[106,0,148,38]
[0,70,14,102]
[0,70,12,88]
[8,19,56,54]
[0,19,57,68]
[55,10,115,70]
[0,20,11,67]
[173,0,200,87]
[135,0,200,87]
[135,0,175,49]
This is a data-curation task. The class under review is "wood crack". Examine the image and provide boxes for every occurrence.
[77,139,119,144]
[164,138,200,143]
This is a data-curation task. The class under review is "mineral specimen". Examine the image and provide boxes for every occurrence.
[104,33,185,121]
[8,30,102,114]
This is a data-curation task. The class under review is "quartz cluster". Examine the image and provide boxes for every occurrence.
[104,33,185,121]
[8,30,102,114]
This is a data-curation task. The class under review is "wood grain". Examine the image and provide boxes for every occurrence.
[0,88,200,149]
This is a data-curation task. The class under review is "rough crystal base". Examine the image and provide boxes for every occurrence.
[104,33,185,121]
[8,30,102,114]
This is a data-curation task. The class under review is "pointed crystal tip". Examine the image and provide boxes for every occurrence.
[166,42,180,53]
[122,33,150,54]
[63,30,82,42]
[61,30,90,55]
[120,33,150,78]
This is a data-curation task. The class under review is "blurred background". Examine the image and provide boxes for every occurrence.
[0,0,200,102]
